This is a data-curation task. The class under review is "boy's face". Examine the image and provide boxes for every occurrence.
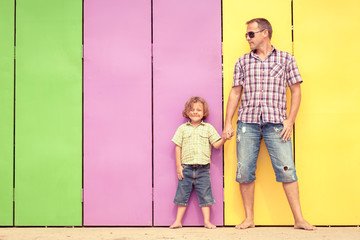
[188,101,204,125]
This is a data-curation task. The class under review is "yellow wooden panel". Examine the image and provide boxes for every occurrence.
[223,0,294,225]
[294,0,360,225]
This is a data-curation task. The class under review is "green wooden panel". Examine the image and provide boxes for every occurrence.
[0,0,14,226]
[15,0,82,226]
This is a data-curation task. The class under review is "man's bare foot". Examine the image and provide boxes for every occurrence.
[204,221,216,229]
[235,219,255,229]
[294,220,317,231]
[169,221,182,229]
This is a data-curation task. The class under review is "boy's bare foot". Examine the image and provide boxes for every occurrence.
[294,220,317,231]
[169,222,182,229]
[235,219,255,229]
[204,221,216,229]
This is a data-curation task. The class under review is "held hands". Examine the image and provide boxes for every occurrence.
[280,119,294,142]
[223,123,235,140]
[177,165,184,180]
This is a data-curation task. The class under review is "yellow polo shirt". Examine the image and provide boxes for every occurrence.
[172,121,221,165]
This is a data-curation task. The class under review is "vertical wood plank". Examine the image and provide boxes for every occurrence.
[0,0,14,226]
[294,0,360,225]
[83,0,152,226]
[15,0,82,226]
[223,0,293,225]
[153,0,223,226]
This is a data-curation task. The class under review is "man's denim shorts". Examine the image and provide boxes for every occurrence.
[173,164,215,207]
[236,120,298,183]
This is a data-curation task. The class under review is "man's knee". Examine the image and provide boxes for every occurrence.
[236,165,256,183]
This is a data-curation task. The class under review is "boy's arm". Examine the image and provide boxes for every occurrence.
[175,145,184,180]
[212,137,227,149]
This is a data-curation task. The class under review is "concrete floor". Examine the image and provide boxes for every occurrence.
[0,226,359,240]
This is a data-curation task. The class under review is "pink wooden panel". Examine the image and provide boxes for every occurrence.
[84,0,152,225]
[153,0,223,226]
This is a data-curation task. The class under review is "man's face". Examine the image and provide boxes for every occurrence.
[246,22,265,51]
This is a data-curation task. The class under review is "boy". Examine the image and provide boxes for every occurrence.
[170,96,226,229]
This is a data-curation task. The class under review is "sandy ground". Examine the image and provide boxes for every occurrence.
[0,227,359,240]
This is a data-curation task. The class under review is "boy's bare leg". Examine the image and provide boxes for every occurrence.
[201,206,216,229]
[283,181,316,231]
[236,182,255,229]
[170,206,187,229]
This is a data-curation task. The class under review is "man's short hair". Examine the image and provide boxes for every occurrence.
[246,18,273,40]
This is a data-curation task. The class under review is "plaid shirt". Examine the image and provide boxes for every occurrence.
[172,121,221,165]
[233,46,303,124]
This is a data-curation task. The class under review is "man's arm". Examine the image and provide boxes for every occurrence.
[280,82,301,142]
[223,85,242,140]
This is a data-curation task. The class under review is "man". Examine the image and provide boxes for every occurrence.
[223,18,316,231]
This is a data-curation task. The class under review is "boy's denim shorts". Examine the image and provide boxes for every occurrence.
[236,119,298,183]
[173,164,215,207]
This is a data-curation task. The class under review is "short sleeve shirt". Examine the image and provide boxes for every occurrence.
[233,47,303,124]
[172,121,221,165]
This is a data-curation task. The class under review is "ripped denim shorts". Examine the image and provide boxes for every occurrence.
[236,119,298,183]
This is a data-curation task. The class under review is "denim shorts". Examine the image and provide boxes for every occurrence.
[236,119,298,183]
[173,164,215,207]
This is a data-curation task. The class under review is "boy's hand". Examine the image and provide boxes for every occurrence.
[177,166,184,180]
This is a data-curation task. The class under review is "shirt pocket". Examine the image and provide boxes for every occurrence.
[182,133,192,146]
[181,133,192,160]
[270,63,285,79]
[269,63,287,95]
[199,133,210,158]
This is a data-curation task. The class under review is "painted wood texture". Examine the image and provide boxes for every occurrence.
[0,0,358,227]
[153,0,223,226]
[83,0,153,226]
[15,0,82,226]
[0,0,14,226]
[223,0,294,225]
[294,0,360,225]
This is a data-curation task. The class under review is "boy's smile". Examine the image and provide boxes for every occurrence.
[188,102,204,126]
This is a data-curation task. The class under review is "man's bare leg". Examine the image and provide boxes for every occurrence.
[236,182,255,229]
[201,206,216,229]
[170,206,187,229]
[283,181,316,231]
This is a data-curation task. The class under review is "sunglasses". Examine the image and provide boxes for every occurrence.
[245,29,265,38]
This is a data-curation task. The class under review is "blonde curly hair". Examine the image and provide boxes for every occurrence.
[182,96,209,120]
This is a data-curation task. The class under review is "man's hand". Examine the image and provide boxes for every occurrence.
[177,166,184,180]
[223,123,235,140]
[280,119,294,142]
